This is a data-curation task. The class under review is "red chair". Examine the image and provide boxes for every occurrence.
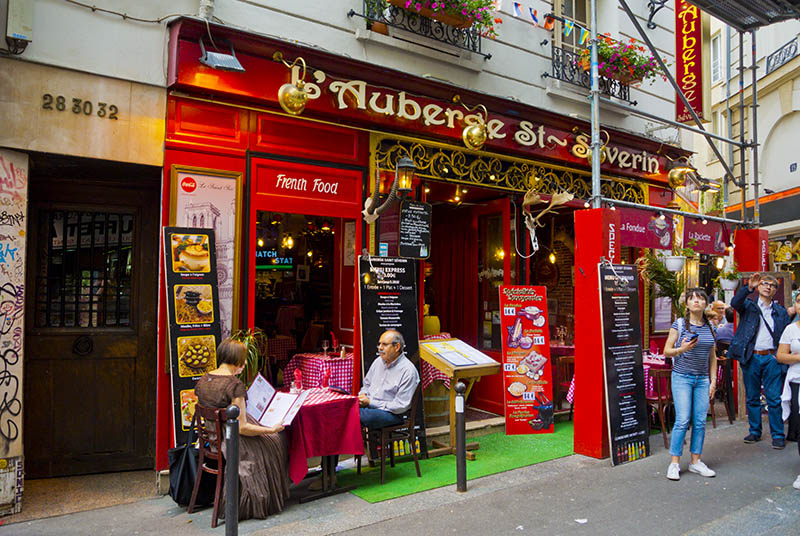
[555,356,574,420]
[188,404,228,528]
[645,368,673,449]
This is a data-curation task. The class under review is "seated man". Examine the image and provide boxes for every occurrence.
[716,307,735,345]
[359,329,420,429]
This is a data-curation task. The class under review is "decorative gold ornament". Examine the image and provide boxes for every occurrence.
[453,95,489,151]
[275,53,309,116]
[668,167,687,189]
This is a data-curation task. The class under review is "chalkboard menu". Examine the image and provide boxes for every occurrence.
[398,199,431,259]
[358,255,426,454]
[599,263,650,466]
[163,227,223,444]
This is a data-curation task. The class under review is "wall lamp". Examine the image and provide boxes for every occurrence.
[697,177,721,194]
[362,155,417,223]
[453,95,488,151]
[199,39,245,72]
[274,52,309,116]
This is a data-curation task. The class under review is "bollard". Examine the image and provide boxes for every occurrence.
[455,381,467,492]
[225,404,240,536]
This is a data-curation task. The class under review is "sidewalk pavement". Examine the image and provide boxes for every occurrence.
[5,419,799,535]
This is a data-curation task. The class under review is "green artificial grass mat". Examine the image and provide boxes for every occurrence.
[336,421,574,503]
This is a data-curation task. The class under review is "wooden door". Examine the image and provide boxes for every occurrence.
[24,179,159,478]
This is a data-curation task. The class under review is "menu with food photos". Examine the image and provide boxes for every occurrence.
[164,227,223,444]
[245,373,308,427]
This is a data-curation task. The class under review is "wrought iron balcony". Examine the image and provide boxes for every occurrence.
[348,1,489,59]
[544,44,634,104]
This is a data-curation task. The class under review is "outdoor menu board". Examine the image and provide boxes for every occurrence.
[358,255,426,454]
[598,263,650,465]
[498,286,554,435]
[163,227,223,444]
[398,199,431,259]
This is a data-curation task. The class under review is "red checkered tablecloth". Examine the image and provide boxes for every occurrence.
[267,335,296,363]
[284,352,354,391]
[421,333,453,389]
[565,355,670,404]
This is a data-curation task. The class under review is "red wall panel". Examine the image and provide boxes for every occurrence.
[167,98,249,154]
[253,113,365,165]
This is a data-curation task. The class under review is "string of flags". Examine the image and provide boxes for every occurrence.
[504,1,590,39]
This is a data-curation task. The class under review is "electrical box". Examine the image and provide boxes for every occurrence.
[2,0,33,42]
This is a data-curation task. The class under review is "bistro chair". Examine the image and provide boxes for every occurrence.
[555,356,575,421]
[645,367,673,449]
[189,404,228,528]
[357,384,423,484]
[710,342,734,427]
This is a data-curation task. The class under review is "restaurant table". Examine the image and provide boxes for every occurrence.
[284,352,354,391]
[421,333,454,389]
[288,388,364,501]
[566,354,670,404]
[267,335,296,363]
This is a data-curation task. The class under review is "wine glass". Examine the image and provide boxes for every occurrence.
[321,339,330,357]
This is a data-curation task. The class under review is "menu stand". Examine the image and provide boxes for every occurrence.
[419,339,501,460]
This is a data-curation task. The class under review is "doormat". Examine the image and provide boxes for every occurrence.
[336,421,574,503]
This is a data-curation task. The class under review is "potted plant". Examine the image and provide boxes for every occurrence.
[230,328,268,387]
[716,262,740,291]
[636,251,686,318]
[373,0,502,38]
[663,239,697,272]
[578,33,668,85]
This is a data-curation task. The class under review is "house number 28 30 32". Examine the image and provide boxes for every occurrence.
[41,94,119,120]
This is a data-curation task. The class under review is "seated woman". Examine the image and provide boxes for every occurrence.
[195,338,290,520]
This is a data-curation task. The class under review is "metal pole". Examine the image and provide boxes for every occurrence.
[590,0,601,208]
[617,0,737,184]
[455,381,467,492]
[609,103,744,146]
[600,197,745,225]
[750,30,760,226]
[739,32,748,223]
[725,25,734,205]
[225,405,240,536]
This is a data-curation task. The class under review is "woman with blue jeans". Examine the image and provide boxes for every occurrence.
[663,288,718,481]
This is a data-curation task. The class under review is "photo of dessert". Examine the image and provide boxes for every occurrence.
[176,334,217,378]
[170,233,211,273]
[180,389,198,430]
[174,284,214,324]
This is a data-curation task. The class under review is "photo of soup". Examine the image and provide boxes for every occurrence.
[174,284,214,324]
[177,334,217,378]
[170,234,211,273]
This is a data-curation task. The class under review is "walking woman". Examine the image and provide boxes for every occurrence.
[663,288,718,481]
[777,291,800,488]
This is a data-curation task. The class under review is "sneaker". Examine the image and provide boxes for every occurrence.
[743,434,761,444]
[772,438,786,450]
[667,462,680,481]
[793,475,800,490]
[688,460,716,477]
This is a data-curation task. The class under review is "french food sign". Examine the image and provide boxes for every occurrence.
[499,286,554,435]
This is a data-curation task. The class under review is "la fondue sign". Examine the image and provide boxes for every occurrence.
[278,64,665,178]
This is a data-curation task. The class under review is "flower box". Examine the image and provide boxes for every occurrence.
[388,0,473,29]
[578,56,642,85]
[720,278,739,291]
[663,256,686,272]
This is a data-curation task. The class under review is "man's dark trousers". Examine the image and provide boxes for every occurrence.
[741,351,785,440]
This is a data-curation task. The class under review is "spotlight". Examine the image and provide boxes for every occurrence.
[715,257,725,270]
[609,204,616,211]
[701,218,708,225]
[199,39,245,72]
[584,201,591,208]
[658,211,666,221]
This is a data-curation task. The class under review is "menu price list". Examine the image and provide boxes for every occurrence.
[598,264,650,465]
[163,226,223,444]
[398,200,431,259]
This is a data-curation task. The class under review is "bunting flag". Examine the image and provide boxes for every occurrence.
[542,15,555,31]
[513,2,522,17]
[564,20,575,37]
[493,0,503,10]
[580,27,589,45]
[529,8,539,27]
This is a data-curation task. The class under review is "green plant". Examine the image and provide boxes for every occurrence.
[636,251,686,318]
[677,238,698,258]
[374,0,502,38]
[719,262,740,281]
[230,328,267,387]
[578,34,668,84]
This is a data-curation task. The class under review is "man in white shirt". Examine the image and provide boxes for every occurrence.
[359,330,420,429]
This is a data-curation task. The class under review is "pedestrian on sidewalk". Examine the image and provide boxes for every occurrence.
[777,292,800,489]
[662,288,718,481]
[729,273,793,450]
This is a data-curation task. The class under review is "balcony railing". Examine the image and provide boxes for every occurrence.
[544,44,635,104]
[348,1,489,59]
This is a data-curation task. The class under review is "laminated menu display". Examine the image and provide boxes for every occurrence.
[163,227,223,444]
[598,263,650,465]
[398,199,432,259]
[246,373,308,428]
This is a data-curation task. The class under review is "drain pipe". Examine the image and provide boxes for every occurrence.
[725,25,733,207]
[738,32,747,224]
[199,0,215,20]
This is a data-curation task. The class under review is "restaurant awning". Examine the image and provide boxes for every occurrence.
[686,0,800,32]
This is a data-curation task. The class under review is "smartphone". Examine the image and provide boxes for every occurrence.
[686,332,699,342]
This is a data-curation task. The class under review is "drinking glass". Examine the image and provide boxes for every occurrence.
[321,339,330,357]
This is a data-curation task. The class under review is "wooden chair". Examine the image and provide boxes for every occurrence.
[189,404,228,528]
[645,368,673,449]
[709,345,734,427]
[357,384,423,484]
[299,323,325,352]
[555,356,575,420]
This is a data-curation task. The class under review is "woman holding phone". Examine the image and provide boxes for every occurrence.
[662,288,718,481]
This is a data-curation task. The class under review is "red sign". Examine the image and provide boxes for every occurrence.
[499,286,554,435]
[618,207,673,250]
[180,176,197,193]
[683,218,729,255]
[173,40,671,183]
[675,0,707,123]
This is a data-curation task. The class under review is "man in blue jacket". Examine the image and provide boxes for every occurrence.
[729,273,792,449]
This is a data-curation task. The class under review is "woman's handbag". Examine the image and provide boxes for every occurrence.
[168,413,215,507]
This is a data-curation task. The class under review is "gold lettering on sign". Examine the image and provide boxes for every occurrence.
[329,80,367,110]
[677,1,700,111]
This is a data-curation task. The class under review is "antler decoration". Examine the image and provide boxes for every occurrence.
[521,188,574,252]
